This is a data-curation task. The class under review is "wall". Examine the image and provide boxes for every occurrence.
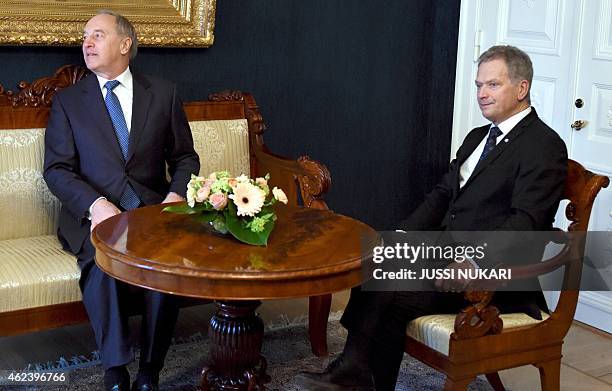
[0,0,460,229]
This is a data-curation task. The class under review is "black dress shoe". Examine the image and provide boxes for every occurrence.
[295,354,374,390]
[104,367,130,391]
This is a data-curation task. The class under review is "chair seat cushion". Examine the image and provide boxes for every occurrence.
[406,311,550,356]
[0,235,80,312]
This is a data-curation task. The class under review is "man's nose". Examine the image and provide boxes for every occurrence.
[477,87,488,99]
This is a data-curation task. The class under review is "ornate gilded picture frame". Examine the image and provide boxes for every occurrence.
[0,0,216,47]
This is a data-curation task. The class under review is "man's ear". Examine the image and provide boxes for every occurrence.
[517,80,530,101]
[120,37,132,56]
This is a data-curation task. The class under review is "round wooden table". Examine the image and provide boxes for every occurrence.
[92,203,379,390]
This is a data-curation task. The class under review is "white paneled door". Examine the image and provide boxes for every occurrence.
[453,0,612,332]
[568,0,612,333]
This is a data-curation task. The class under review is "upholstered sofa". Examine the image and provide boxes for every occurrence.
[0,65,333,355]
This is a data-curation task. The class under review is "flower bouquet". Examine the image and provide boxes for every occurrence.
[162,171,288,246]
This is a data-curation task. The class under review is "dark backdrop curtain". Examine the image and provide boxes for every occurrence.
[0,0,461,229]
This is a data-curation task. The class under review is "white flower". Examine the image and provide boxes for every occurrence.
[236,174,249,183]
[229,182,265,216]
[272,187,288,204]
[187,186,197,207]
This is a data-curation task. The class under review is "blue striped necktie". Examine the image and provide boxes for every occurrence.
[478,126,502,162]
[104,80,140,210]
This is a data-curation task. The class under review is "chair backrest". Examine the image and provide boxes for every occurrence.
[563,159,609,232]
[0,107,58,240]
[551,159,608,328]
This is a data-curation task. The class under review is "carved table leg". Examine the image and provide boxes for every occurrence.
[201,301,271,390]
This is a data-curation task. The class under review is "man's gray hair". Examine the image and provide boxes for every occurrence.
[97,9,138,60]
[478,45,532,103]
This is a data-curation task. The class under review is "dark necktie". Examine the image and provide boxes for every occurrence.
[478,126,502,162]
[104,80,140,210]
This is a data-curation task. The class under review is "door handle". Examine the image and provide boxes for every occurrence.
[571,120,587,130]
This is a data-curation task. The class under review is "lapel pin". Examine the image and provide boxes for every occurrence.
[504,139,509,143]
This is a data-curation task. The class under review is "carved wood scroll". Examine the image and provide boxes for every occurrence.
[0,65,90,108]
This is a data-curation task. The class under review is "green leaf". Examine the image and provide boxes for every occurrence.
[224,202,275,246]
[193,212,217,224]
[162,202,215,214]
[193,203,217,212]
[162,204,199,214]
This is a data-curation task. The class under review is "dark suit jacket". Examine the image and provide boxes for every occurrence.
[43,71,200,255]
[399,109,567,316]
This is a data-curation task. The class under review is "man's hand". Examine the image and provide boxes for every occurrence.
[162,192,184,204]
[435,261,476,292]
[90,199,121,231]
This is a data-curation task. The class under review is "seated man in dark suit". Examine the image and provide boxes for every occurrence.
[43,10,199,391]
[298,45,567,390]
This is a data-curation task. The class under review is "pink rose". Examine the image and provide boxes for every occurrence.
[255,177,268,187]
[195,185,211,203]
[209,192,228,210]
[228,178,238,189]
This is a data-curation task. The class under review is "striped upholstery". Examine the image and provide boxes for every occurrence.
[0,128,60,241]
[406,311,549,355]
[190,119,250,177]
[0,119,250,312]
[0,235,80,311]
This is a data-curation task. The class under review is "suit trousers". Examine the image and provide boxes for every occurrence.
[340,287,467,391]
[77,239,179,370]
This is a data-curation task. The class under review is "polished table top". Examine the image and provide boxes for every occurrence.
[92,204,379,300]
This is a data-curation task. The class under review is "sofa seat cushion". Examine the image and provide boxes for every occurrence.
[406,311,549,356]
[0,235,80,312]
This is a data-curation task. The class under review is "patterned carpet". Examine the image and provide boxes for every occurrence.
[23,320,492,390]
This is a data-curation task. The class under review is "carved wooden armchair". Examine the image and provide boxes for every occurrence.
[404,160,609,390]
[0,65,333,357]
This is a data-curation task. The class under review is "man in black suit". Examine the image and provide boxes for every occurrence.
[43,10,199,391]
[298,46,567,390]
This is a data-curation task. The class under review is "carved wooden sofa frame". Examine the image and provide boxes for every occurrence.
[0,65,333,357]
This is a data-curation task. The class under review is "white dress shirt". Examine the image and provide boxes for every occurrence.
[459,106,532,188]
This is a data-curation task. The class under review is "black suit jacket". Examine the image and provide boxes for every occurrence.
[44,71,200,255]
[399,109,567,316]
[401,109,566,232]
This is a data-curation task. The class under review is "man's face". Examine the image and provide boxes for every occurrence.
[475,59,528,124]
[82,14,131,79]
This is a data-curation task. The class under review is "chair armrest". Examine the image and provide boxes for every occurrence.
[451,291,503,340]
[451,231,580,340]
[253,147,331,210]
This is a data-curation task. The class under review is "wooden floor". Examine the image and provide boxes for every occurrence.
[1,290,611,390]
[499,321,612,390]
